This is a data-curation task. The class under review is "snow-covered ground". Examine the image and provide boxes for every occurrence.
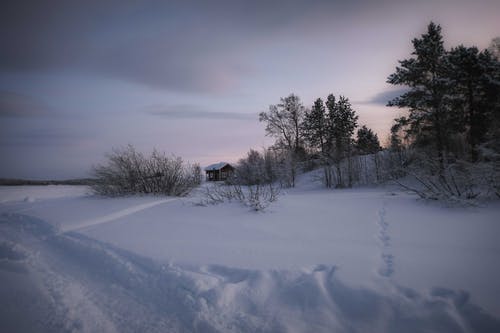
[0,185,91,204]
[1,182,500,332]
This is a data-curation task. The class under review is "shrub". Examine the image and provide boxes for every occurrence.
[91,145,201,196]
[391,155,500,204]
[201,183,280,211]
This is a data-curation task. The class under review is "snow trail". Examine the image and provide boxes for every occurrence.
[60,198,176,233]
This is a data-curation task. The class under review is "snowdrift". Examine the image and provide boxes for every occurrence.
[1,213,499,333]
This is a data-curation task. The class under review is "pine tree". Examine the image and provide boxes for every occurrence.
[301,97,335,187]
[445,46,490,160]
[302,98,327,154]
[389,117,409,151]
[325,94,337,153]
[327,95,358,157]
[477,50,500,152]
[387,22,450,170]
[386,23,500,200]
[356,125,381,154]
[326,94,358,187]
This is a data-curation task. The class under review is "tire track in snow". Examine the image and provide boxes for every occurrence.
[376,203,394,278]
[60,198,177,233]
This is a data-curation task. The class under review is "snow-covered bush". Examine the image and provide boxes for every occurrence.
[391,156,500,203]
[311,150,411,188]
[91,145,201,196]
[201,183,280,211]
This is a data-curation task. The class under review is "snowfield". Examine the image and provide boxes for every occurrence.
[1,181,500,332]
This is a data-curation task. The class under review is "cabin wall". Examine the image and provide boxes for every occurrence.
[205,165,234,181]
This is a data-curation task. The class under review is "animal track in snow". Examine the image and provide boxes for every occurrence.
[376,205,394,278]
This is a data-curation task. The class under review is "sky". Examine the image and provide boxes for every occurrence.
[1,0,499,179]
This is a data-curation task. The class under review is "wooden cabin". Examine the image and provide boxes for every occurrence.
[204,162,234,181]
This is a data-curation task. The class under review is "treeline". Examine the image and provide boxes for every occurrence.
[233,22,500,201]
[233,93,383,189]
[205,94,384,210]
[88,22,499,202]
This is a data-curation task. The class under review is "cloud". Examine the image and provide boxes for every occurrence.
[143,104,256,120]
[362,88,410,106]
[2,0,499,94]
[0,126,88,147]
[0,91,51,117]
[0,1,274,93]
[0,0,408,93]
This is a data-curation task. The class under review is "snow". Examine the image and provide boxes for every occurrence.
[59,198,177,233]
[0,185,91,203]
[1,182,500,332]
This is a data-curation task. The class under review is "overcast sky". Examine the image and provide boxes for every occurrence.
[1,0,499,179]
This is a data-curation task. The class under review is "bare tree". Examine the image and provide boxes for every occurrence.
[259,94,305,187]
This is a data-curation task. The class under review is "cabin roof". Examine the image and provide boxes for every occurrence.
[204,162,231,171]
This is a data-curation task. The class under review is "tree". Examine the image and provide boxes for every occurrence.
[356,125,381,154]
[488,37,500,60]
[302,98,327,154]
[477,49,500,152]
[387,22,450,171]
[326,94,358,187]
[445,45,494,161]
[389,117,409,151]
[259,94,305,154]
[259,94,306,187]
[234,149,266,185]
[302,97,335,187]
[389,23,500,164]
[387,23,500,201]
[326,95,358,156]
